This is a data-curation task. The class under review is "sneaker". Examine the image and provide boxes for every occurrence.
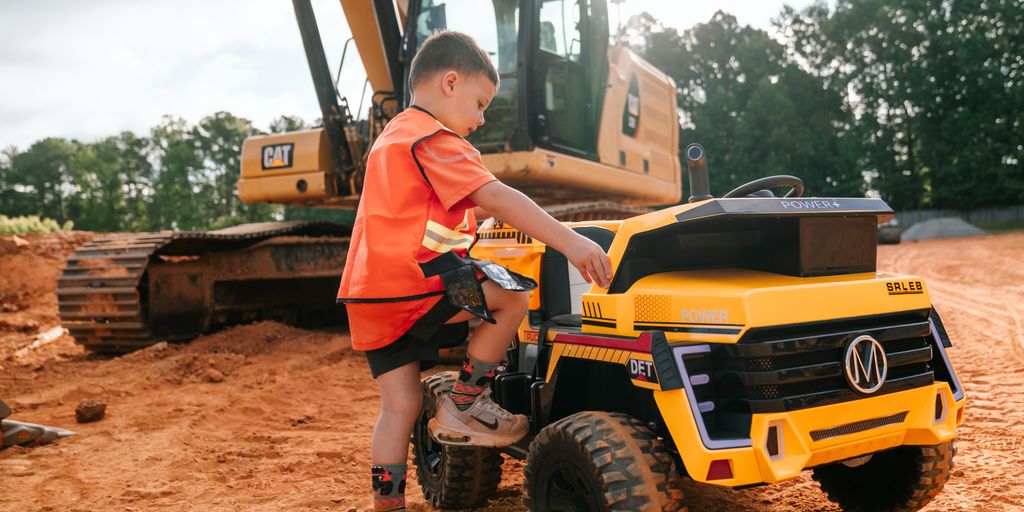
[428,393,529,447]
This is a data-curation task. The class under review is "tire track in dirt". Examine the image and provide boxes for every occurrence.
[927,281,1024,361]
[884,238,1024,364]
[878,234,1024,511]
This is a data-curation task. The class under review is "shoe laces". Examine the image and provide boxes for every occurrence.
[475,394,514,420]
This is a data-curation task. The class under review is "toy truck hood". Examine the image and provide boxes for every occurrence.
[601,197,894,294]
[580,268,933,343]
[577,197,927,342]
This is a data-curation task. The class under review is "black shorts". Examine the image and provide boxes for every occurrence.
[365,297,467,378]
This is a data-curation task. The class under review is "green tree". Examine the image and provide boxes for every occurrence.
[66,138,126,231]
[629,11,864,198]
[269,115,309,134]
[63,133,154,232]
[193,112,284,228]
[5,138,80,224]
[149,116,209,230]
[193,112,255,223]
[779,0,1024,209]
[0,113,337,232]
[112,131,156,231]
[0,146,24,215]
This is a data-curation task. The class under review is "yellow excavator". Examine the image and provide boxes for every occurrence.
[58,0,684,353]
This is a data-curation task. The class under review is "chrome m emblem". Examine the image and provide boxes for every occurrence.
[843,335,888,394]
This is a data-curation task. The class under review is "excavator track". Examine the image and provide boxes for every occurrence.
[57,221,350,354]
[57,204,641,354]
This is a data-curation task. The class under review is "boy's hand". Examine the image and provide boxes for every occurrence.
[563,235,613,288]
[468,182,613,287]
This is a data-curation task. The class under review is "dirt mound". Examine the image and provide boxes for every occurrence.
[0,232,94,364]
[0,232,93,307]
[114,321,338,386]
[2,231,1024,511]
[0,317,369,511]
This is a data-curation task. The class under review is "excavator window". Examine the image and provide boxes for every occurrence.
[407,0,608,157]
[412,0,521,149]
[533,0,601,157]
[538,0,582,62]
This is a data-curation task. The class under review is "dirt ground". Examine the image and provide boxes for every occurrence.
[1,231,1022,511]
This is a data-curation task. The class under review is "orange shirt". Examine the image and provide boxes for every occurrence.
[337,106,497,351]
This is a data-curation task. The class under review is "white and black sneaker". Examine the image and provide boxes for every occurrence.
[428,394,528,447]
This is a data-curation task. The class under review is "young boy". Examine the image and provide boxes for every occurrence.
[336,31,612,511]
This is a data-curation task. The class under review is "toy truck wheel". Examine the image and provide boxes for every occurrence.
[523,411,686,512]
[812,441,956,512]
[412,371,503,508]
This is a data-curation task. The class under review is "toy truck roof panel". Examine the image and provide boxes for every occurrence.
[670,197,894,223]
[604,198,894,294]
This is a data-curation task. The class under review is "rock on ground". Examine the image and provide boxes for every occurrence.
[75,399,106,423]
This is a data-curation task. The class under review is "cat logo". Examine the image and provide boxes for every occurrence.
[261,143,294,170]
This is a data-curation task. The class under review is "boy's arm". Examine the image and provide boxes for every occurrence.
[469,181,612,288]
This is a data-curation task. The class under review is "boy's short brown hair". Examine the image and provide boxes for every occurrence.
[409,31,499,88]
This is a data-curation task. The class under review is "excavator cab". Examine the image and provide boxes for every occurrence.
[239,0,682,211]
[408,0,607,159]
[409,0,523,150]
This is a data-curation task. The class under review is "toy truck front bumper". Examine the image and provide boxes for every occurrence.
[655,382,965,487]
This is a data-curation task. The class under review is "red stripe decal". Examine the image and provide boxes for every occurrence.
[554,332,652,353]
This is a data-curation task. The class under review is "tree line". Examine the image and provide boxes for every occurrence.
[629,0,1022,210]
[1,1,1021,233]
[0,113,345,232]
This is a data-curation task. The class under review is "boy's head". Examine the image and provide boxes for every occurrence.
[408,31,498,137]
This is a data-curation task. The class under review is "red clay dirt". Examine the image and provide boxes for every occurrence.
[1,231,1022,511]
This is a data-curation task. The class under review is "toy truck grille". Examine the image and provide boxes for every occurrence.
[677,309,962,440]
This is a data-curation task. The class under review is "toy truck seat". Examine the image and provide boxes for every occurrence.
[538,226,616,326]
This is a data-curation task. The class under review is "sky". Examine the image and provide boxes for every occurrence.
[0,0,816,150]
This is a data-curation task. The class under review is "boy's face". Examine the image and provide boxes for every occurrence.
[436,71,497,137]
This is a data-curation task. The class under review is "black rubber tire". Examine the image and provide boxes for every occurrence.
[412,371,503,508]
[812,441,956,512]
[523,411,686,512]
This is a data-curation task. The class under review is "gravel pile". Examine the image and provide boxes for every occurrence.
[901,217,988,241]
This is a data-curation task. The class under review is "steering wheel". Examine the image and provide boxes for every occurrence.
[723,175,805,199]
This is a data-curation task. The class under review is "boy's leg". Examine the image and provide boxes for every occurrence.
[370,361,422,512]
[444,279,528,359]
[430,280,530,446]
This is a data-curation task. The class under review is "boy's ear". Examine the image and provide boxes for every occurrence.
[442,70,459,97]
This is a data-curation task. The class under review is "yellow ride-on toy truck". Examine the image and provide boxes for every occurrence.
[412,145,965,511]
